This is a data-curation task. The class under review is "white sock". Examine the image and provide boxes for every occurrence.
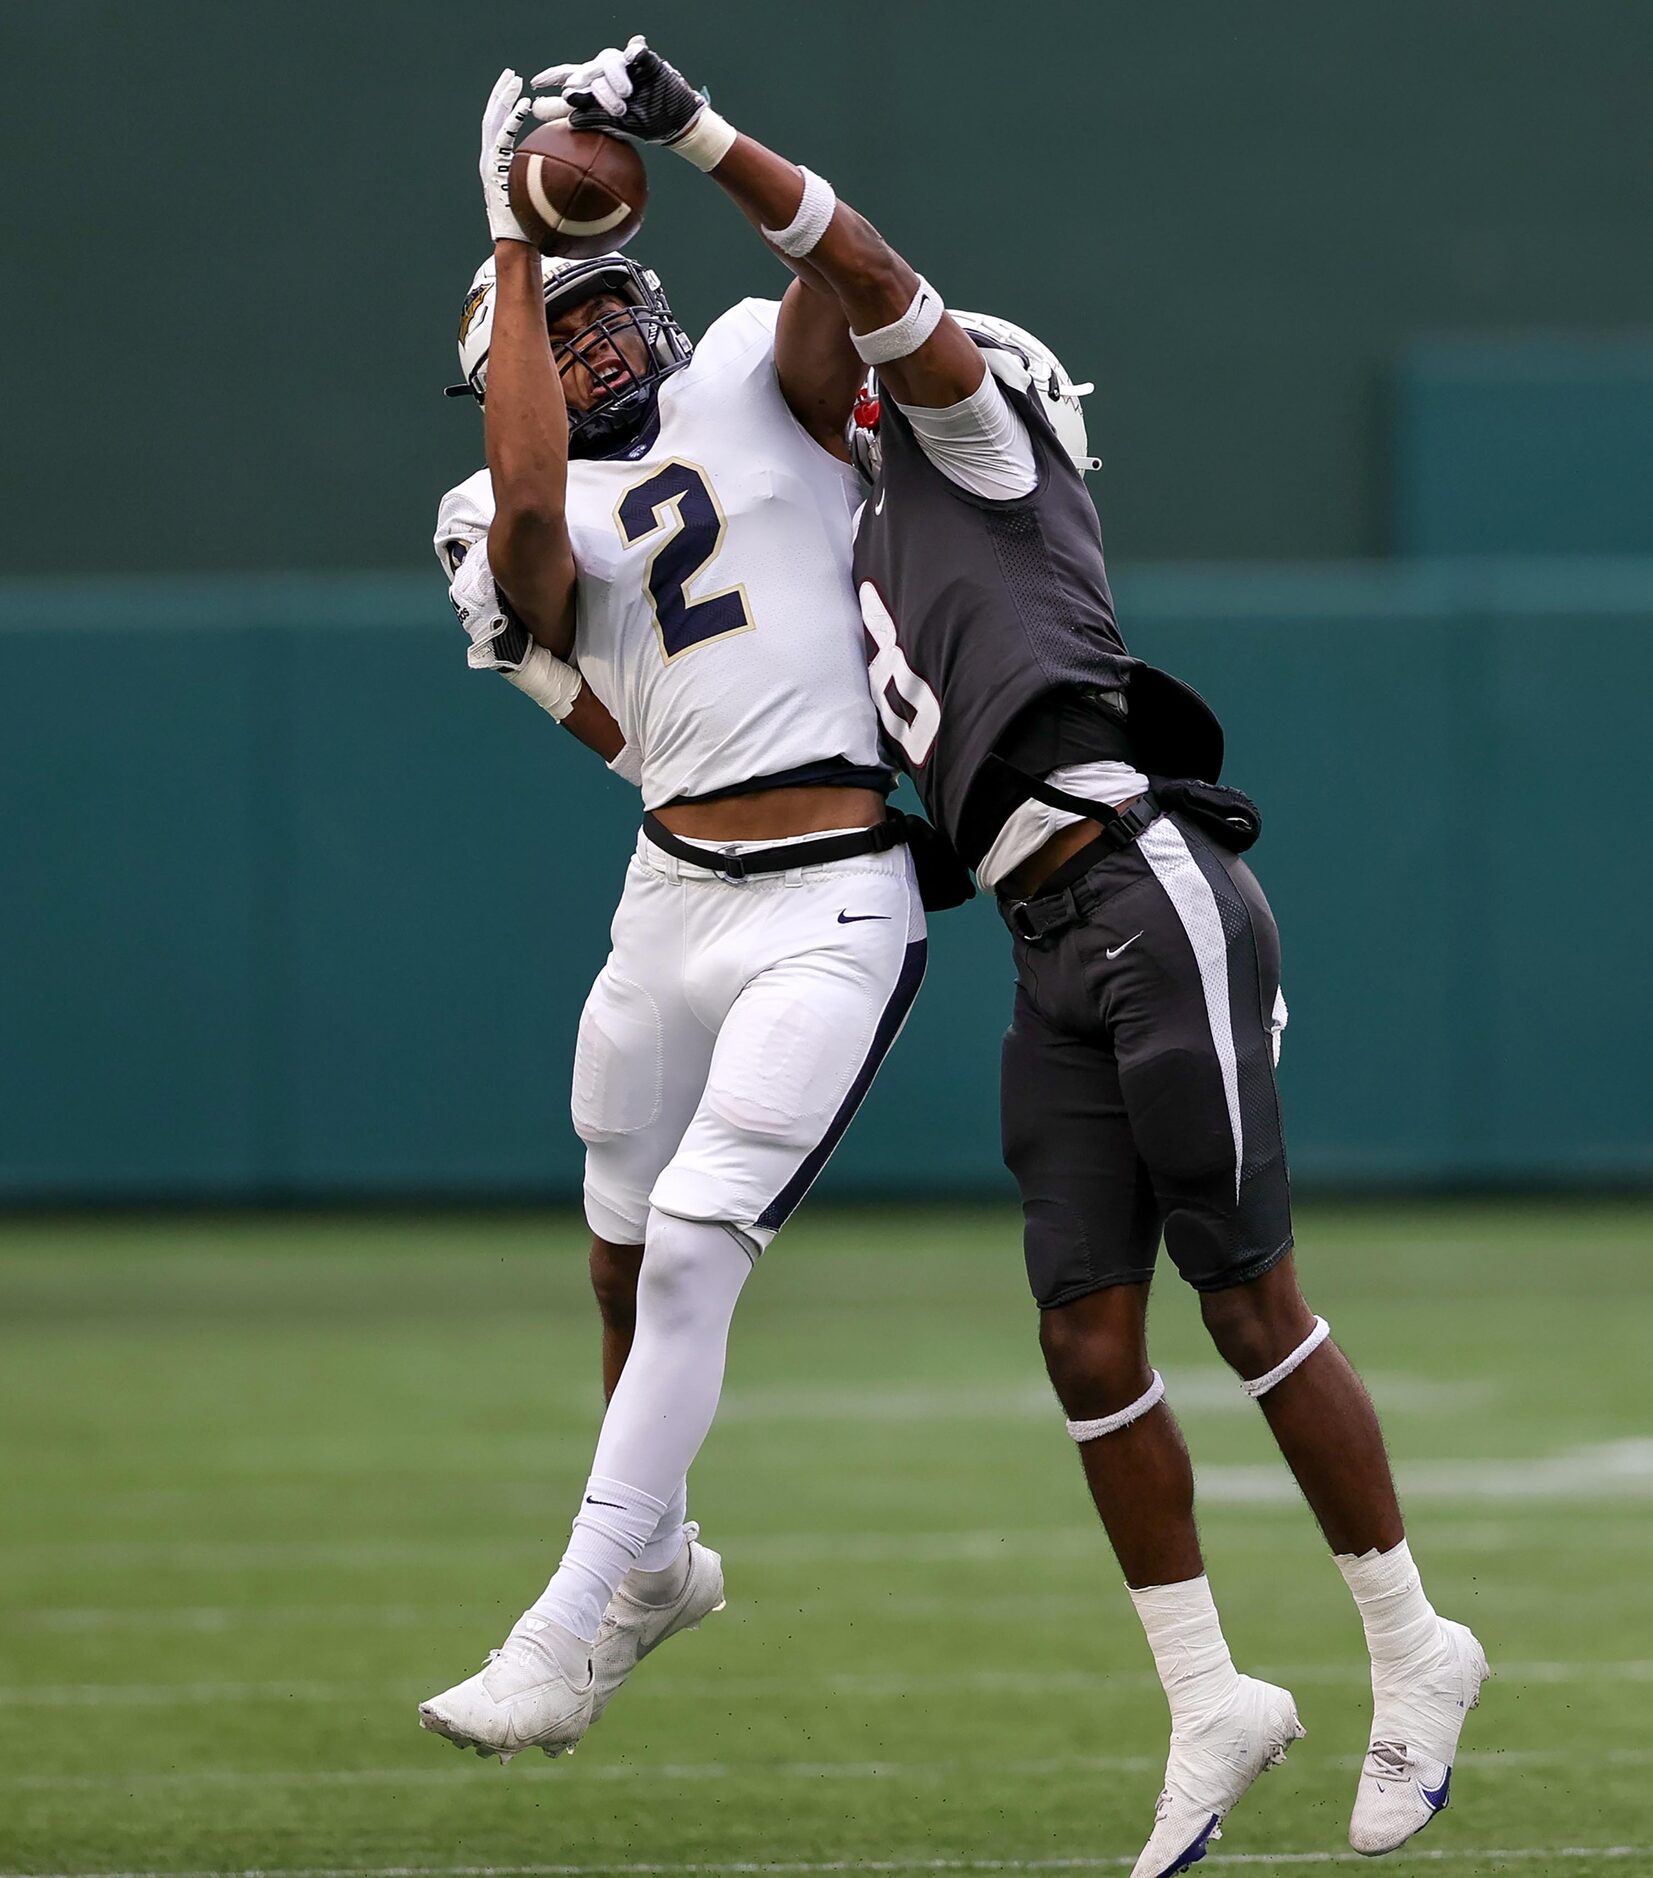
[634,1476,689,1575]
[1336,1538,1440,1673]
[529,1213,753,1643]
[1129,1574,1242,1726]
[530,1473,665,1642]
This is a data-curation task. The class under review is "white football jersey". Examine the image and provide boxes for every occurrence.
[434,298,884,808]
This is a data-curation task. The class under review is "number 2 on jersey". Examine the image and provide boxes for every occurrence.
[615,460,754,662]
[859,581,941,766]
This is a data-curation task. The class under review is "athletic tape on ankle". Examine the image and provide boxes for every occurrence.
[670,105,738,172]
[762,168,836,257]
[1242,1315,1331,1399]
[851,277,945,364]
[1065,1370,1165,1444]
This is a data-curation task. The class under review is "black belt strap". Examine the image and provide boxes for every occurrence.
[998,793,1161,944]
[641,813,908,882]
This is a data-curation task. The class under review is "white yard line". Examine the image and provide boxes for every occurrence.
[9,1604,448,1634]
[4,1745,1649,1791]
[7,1576,1641,1634]
[3,1660,1650,1708]
[6,1443,1650,1572]
[1193,1438,1653,1508]
[0,1372,1490,1497]
[2,1847,1650,1877]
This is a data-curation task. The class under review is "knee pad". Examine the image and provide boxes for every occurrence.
[702,994,849,1142]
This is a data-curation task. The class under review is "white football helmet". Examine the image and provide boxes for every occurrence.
[446,251,692,452]
[849,309,1100,482]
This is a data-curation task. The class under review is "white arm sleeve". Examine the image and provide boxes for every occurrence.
[893,372,1038,500]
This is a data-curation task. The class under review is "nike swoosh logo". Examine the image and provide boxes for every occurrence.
[1105,931,1144,960]
[1418,1768,1452,1811]
[838,911,891,924]
[874,488,886,515]
[584,1497,625,1510]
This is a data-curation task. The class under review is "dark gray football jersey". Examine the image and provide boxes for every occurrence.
[852,374,1220,865]
[852,375,1217,871]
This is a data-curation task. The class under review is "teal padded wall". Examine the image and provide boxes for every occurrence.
[1396,339,1653,554]
[5,565,1650,1201]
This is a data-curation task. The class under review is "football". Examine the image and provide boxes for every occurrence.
[508,123,648,259]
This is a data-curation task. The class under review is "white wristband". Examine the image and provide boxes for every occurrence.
[851,277,945,365]
[762,167,836,258]
[505,644,583,722]
[668,104,737,172]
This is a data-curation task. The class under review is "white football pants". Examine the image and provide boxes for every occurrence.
[573,827,927,1250]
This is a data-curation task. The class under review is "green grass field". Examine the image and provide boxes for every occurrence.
[2,1202,1649,1877]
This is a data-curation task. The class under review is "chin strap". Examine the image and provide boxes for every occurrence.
[1242,1316,1331,1399]
[1066,1370,1165,1444]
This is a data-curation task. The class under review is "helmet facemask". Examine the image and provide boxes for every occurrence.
[448,252,692,459]
[550,290,688,456]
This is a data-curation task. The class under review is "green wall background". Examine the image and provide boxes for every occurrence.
[5,564,1649,1202]
[6,1,1652,569]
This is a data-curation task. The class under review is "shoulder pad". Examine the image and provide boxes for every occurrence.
[691,297,781,373]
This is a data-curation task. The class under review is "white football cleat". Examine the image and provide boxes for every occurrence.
[1349,1617,1490,1856]
[1129,1675,1304,1878]
[590,1523,726,1723]
[418,1611,594,1764]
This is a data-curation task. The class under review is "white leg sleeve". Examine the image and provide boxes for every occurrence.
[530,1211,754,1640]
[635,1476,689,1573]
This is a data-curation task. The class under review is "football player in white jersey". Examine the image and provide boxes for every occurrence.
[417,72,927,1762]
[530,36,1490,1876]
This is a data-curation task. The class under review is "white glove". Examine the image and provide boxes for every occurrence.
[533,39,642,123]
[531,36,736,170]
[479,67,557,245]
[449,541,582,718]
[448,538,531,671]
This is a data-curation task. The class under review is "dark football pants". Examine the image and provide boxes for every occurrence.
[1001,811,1293,1308]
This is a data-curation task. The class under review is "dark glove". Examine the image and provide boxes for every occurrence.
[532,36,708,148]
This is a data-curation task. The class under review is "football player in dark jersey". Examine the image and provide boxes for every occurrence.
[539,37,1491,1875]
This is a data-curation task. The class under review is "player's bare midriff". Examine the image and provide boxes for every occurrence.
[652,784,886,843]
[998,796,1145,903]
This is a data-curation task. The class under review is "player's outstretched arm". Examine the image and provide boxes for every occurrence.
[532,38,981,417]
[476,71,579,658]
